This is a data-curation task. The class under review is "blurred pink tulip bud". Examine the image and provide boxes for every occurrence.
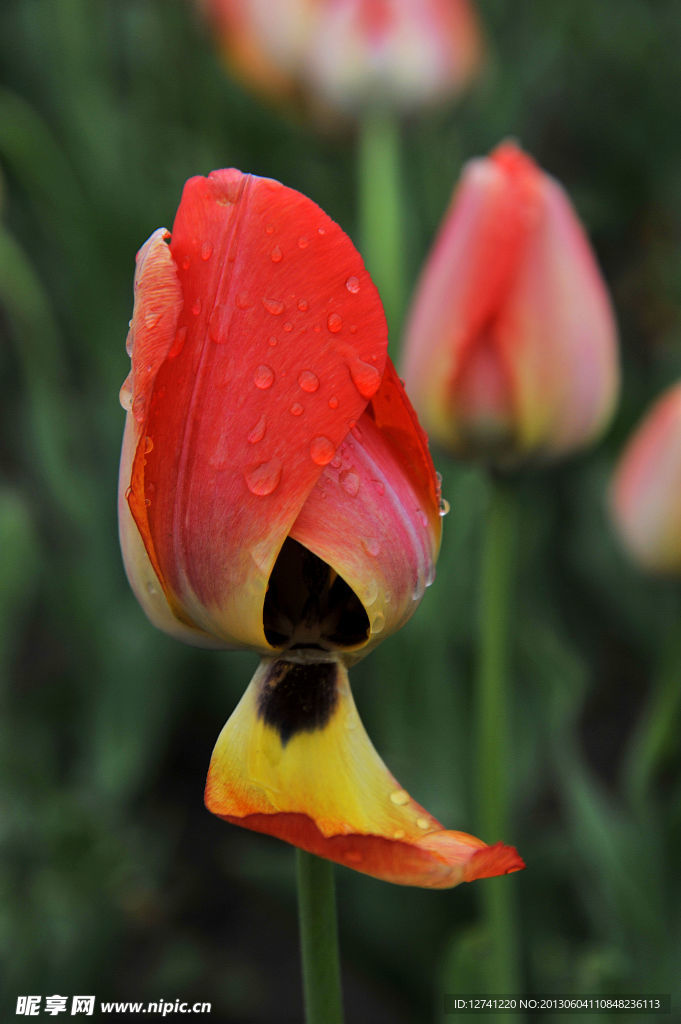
[199,0,484,117]
[402,142,619,467]
[611,382,681,573]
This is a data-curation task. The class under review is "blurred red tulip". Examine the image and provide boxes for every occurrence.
[402,141,619,467]
[611,382,681,573]
[118,169,523,886]
[199,0,484,117]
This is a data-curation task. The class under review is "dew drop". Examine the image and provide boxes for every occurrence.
[144,496,151,507]
[262,298,284,316]
[132,394,146,423]
[270,244,283,263]
[283,321,293,333]
[416,817,430,830]
[144,311,160,330]
[328,395,339,410]
[327,312,343,333]
[371,479,385,496]
[348,358,381,398]
[364,579,379,606]
[345,275,360,294]
[235,291,252,310]
[349,324,358,334]
[318,227,326,236]
[340,470,360,497]
[146,581,158,597]
[439,498,451,517]
[298,235,309,249]
[244,457,282,496]
[247,414,267,444]
[168,325,187,358]
[362,537,380,557]
[310,436,335,466]
[393,829,406,840]
[191,299,202,316]
[119,375,133,412]
[290,402,304,416]
[297,298,309,312]
[143,436,154,454]
[268,335,278,347]
[371,611,385,634]
[330,454,342,470]
[181,257,191,270]
[298,370,319,393]
[201,241,213,261]
[417,509,429,528]
[390,789,409,807]
[254,364,275,389]
[265,223,275,235]
[124,485,133,500]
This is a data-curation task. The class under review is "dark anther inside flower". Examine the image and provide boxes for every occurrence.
[118,169,524,887]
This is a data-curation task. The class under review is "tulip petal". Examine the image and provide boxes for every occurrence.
[126,170,387,650]
[289,360,441,648]
[205,658,524,887]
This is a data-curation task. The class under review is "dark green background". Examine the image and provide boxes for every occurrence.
[1,2,680,1021]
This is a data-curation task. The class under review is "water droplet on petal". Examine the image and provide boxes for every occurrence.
[393,829,406,840]
[254,365,275,389]
[247,415,267,443]
[168,326,187,358]
[244,458,282,496]
[270,244,282,263]
[265,223,275,235]
[143,436,154,454]
[371,479,385,496]
[263,298,284,315]
[298,370,319,393]
[283,321,293,333]
[364,579,379,606]
[417,509,429,528]
[236,291,252,310]
[191,299,201,316]
[124,485,133,500]
[362,537,380,557]
[340,470,360,497]
[146,581,157,597]
[201,241,213,261]
[181,257,191,271]
[330,454,342,470]
[327,313,342,333]
[345,275,360,294]
[144,497,151,507]
[390,789,409,807]
[119,375,133,412]
[310,436,335,465]
[298,235,309,249]
[370,612,385,634]
[439,498,451,517]
[416,817,430,830]
[318,227,326,236]
[349,324,358,334]
[290,402,304,416]
[144,311,160,330]
[328,395,339,410]
[297,298,309,312]
[268,335,278,347]
[349,358,381,398]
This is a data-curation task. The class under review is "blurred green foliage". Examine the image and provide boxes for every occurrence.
[1,1,680,1021]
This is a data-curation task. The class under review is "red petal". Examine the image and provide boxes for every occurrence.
[128,170,387,649]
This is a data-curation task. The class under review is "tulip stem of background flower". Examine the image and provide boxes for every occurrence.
[476,474,520,992]
[296,849,344,1024]
[357,111,406,341]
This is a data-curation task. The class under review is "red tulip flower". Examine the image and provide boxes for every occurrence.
[402,142,619,467]
[611,382,681,574]
[118,169,523,887]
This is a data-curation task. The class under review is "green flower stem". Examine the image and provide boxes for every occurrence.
[357,110,406,343]
[476,474,520,993]
[296,849,344,1024]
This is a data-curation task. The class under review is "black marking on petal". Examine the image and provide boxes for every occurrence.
[257,659,338,746]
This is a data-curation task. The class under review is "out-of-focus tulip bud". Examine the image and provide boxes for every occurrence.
[402,142,619,467]
[119,169,523,886]
[611,382,681,573]
[199,0,484,117]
